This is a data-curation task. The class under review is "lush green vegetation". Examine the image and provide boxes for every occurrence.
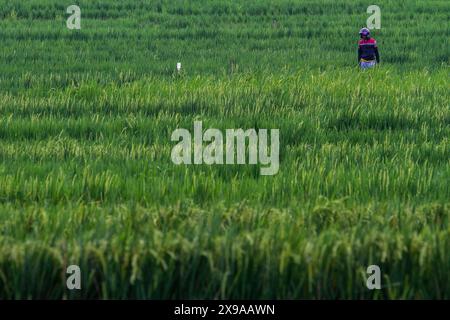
[0,0,448,299]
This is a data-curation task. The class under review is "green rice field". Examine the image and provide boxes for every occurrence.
[0,0,448,299]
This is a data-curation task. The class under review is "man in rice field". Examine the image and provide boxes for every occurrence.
[358,27,380,69]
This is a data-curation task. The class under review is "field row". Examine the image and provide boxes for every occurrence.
[0,0,448,77]
[0,201,448,299]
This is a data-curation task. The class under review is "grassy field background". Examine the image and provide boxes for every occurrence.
[0,0,448,299]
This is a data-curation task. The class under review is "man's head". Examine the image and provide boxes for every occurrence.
[359,27,370,39]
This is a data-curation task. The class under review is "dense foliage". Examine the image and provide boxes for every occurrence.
[0,0,448,298]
